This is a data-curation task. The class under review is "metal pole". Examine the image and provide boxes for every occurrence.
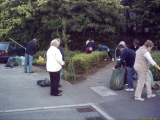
[9,38,26,50]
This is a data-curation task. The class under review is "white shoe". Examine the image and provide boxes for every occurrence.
[135,97,145,101]
[147,94,156,98]
[112,58,114,61]
[125,84,128,86]
[125,88,134,92]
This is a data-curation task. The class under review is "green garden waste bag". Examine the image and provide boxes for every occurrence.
[110,67,126,90]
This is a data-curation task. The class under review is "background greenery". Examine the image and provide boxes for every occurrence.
[150,51,160,81]
[0,0,125,51]
[1,0,160,83]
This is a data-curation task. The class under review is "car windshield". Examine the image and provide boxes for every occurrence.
[0,43,8,50]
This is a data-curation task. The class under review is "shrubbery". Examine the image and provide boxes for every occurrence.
[34,50,109,84]
[67,51,108,73]
[150,51,160,81]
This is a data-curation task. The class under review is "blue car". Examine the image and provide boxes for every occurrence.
[0,41,26,61]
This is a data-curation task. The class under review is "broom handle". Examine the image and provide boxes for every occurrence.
[9,38,26,50]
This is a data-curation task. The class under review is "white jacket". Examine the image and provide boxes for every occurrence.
[46,46,64,72]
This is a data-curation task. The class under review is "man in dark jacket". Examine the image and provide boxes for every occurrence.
[113,44,136,92]
[24,38,37,73]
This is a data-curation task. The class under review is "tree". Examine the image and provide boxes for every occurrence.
[121,0,160,47]
[132,0,160,47]
[0,0,125,51]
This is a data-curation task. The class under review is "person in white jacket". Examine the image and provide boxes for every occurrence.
[46,39,65,96]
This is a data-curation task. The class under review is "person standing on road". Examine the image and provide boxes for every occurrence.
[24,38,37,73]
[56,38,65,88]
[134,40,160,101]
[113,44,136,92]
[46,39,65,96]
[96,44,114,61]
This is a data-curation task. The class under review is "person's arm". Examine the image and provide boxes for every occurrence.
[96,48,100,51]
[144,52,159,69]
[114,50,127,69]
[56,49,65,65]
[58,46,65,61]
[32,42,37,54]
[104,46,110,52]
[144,52,156,66]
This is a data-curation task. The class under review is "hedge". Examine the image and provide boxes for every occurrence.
[150,51,160,81]
[67,51,108,74]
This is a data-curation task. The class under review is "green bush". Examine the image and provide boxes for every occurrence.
[67,51,108,74]
[150,51,160,81]
[33,50,46,59]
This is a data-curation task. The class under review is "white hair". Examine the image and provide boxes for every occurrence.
[54,38,60,43]
[50,39,60,47]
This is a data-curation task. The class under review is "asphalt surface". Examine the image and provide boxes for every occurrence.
[0,61,160,120]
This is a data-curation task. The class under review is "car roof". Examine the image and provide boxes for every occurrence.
[0,42,13,44]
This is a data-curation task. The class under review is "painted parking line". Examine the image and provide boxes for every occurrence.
[90,86,117,97]
[0,103,114,120]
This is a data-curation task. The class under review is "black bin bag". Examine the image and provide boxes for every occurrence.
[110,67,126,90]
[37,78,50,87]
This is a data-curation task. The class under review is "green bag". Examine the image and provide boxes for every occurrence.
[110,67,126,90]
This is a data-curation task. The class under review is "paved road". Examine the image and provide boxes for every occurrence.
[0,61,160,120]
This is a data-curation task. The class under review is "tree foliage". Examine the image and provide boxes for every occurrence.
[133,0,160,47]
[121,0,160,47]
[0,0,125,51]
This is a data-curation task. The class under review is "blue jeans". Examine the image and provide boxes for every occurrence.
[59,68,63,84]
[127,67,136,89]
[24,54,33,72]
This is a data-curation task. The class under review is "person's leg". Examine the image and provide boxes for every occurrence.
[135,72,146,98]
[49,72,54,95]
[148,70,154,86]
[53,71,60,95]
[107,51,113,59]
[59,68,63,85]
[124,67,128,85]
[84,47,89,53]
[127,67,135,89]
[28,55,33,72]
[145,74,152,95]
[24,54,28,72]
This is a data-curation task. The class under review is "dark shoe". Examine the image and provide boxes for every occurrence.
[58,90,62,93]
[29,71,34,73]
[54,93,62,96]
[59,84,62,88]
[25,71,27,73]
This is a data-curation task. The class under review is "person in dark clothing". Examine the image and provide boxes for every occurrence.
[56,38,65,88]
[113,44,136,92]
[84,38,96,53]
[128,39,139,52]
[96,44,114,61]
[24,38,37,73]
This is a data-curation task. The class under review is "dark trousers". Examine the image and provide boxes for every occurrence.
[49,71,60,95]
[108,51,113,59]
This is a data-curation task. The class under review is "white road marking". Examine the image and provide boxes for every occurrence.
[0,103,114,120]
